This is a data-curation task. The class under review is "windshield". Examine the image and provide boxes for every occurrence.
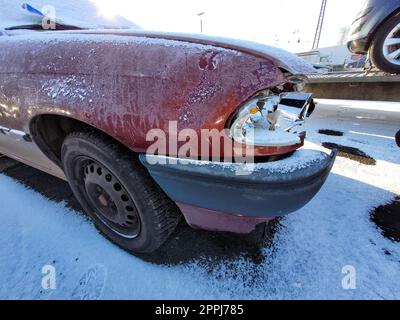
[0,0,140,31]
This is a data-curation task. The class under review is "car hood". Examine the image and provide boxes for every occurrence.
[70,29,316,75]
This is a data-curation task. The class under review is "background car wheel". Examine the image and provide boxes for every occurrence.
[61,130,181,253]
[370,14,400,74]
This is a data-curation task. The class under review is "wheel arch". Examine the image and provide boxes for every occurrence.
[29,114,133,168]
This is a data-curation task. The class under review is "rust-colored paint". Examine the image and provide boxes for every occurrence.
[0,31,299,168]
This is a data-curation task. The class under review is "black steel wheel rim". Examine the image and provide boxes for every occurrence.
[75,157,141,239]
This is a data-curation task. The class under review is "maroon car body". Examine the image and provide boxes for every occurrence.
[0,29,336,252]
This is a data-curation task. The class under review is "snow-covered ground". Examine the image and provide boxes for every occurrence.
[0,100,399,300]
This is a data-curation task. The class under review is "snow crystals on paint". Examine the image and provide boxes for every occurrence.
[41,75,94,101]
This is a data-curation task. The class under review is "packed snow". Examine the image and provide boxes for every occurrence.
[0,100,399,299]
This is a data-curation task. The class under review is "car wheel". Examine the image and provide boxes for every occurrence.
[396,130,400,147]
[61,130,181,253]
[370,14,400,74]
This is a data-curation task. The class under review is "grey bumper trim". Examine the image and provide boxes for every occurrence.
[139,150,337,218]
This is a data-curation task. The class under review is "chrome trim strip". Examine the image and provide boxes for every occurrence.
[0,126,31,142]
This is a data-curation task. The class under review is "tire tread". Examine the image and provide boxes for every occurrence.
[62,129,181,253]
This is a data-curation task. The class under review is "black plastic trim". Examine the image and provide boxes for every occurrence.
[140,150,337,218]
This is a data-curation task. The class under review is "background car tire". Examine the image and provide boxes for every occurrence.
[61,130,181,253]
[370,14,400,74]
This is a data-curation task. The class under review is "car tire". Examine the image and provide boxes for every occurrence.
[61,130,181,253]
[370,14,400,74]
[396,130,400,147]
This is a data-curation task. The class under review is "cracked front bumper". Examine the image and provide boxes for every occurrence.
[140,149,336,233]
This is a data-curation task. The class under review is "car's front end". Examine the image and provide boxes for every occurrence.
[129,33,337,233]
[0,1,336,253]
[139,84,336,234]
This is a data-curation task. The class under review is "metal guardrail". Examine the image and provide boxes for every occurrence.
[306,71,400,84]
[304,71,400,102]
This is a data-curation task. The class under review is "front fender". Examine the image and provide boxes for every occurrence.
[0,33,288,155]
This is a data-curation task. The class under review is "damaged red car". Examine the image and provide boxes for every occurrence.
[0,24,336,253]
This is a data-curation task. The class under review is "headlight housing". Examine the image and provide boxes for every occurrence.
[229,91,314,147]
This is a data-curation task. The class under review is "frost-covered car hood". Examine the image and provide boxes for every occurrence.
[67,29,316,75]
[1,1,313,75]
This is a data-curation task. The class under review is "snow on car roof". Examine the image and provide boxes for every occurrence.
[0,0,140,30]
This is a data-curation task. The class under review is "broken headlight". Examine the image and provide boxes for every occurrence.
[229,91,314,147]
